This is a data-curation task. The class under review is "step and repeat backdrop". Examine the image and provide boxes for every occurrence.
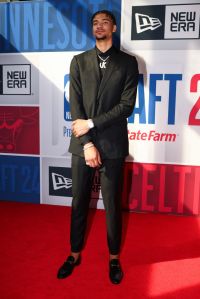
[0,0,199,215]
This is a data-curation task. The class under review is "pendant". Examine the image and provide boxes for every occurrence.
[100,61,106,69]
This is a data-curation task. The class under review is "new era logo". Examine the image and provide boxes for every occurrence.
[49,166,72,197]
[135,13,162,33]
[131,5,165,40]
[0,64,31,95]
[164,4,200,39]
[131,4,200,41]
[51,172,72,190]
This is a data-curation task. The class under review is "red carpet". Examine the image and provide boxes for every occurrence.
[1,201,200,299]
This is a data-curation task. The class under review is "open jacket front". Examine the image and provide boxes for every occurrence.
[68,47,139,159]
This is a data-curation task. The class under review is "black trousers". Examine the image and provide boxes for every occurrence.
[70,154,124,255]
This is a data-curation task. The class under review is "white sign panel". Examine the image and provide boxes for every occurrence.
[41,156,72,206]
[121,0,200,51]
[126,50,200,166]
[0,53,39,104]
[39,52,76,157]
[41,157,103,208]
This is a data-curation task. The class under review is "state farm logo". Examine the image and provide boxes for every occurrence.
[132,4,200,40]
[49,166,72,197]
[128,130,176,142]
[135,13,162,33]
[0,64,31,95]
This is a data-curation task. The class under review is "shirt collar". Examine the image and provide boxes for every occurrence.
[95,45,115,58]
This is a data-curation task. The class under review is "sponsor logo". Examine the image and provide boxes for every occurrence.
[128,130,176,142]
[135,13,162,33]
[132,4,200,40]
[49,166,72,197]
[0,64,31,95]
[52,173,72,190]
[64,74,72,121]
[165,5,200,39]
[132,5,165,40]
[63,73,72,140]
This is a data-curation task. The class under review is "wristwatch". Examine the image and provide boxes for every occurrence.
[87,119,94,129]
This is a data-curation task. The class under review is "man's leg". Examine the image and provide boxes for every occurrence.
[100,158,124,255]
[100,158,125,284]
[57,154,95,279]
[70,154,95,253]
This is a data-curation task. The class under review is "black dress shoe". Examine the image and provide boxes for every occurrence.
[57,255,81,279]
[109,259,123,284]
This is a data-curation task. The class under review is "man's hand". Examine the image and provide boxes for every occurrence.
[84,145,102,168]
[72,119,89,137]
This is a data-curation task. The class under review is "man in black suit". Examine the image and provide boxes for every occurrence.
[57,10,139,284]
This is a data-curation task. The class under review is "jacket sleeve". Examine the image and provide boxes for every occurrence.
[69,56,92,146]
[92,56,139,129]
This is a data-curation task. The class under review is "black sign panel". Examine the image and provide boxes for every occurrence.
[49,166,72,197]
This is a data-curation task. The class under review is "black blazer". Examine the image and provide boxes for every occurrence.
[68,47,139,159]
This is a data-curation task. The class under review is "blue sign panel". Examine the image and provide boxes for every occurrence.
[0,0,121,53]
[0,155,40,203]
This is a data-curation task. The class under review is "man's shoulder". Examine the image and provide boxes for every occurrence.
[117,49,137,61]
[73,48,95,60]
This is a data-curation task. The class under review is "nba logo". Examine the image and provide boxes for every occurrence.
[64,74,72,121]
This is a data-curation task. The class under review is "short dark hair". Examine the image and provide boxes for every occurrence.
[91,10,117,25]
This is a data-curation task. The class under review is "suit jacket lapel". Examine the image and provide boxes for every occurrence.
[89,48,101,88]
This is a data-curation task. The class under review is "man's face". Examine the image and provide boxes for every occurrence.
[92,13,116,41]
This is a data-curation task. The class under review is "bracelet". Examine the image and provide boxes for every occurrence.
[83,142,94,151]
